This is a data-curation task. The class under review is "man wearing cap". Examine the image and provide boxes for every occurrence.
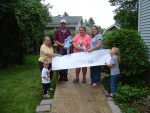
[54,19,71,81]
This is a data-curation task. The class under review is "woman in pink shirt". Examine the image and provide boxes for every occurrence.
[72,25,91,83]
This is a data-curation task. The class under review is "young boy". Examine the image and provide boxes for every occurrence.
[41,60,50,97]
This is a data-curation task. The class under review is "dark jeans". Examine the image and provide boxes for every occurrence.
[57,50,68,78]
[42,83,50,95]
[90,66,101,84]
[39,61,53,88]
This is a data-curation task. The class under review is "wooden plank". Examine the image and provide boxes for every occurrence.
[50,68,112,113]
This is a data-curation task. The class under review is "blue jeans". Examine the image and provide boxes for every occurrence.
[57,50,68,77]
[110,74,119,94]
[90,66,101,84]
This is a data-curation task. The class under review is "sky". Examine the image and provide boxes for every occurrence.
[41,0,116,29]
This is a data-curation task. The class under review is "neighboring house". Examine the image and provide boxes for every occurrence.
[46,16,83,34]
[103,24,120,35]
[138,0,150,57]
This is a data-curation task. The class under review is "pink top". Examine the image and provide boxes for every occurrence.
[73,34,91,53]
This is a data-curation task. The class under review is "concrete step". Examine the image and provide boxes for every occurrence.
[36,105,51,113]
[40,99,53,105]
[36,99,53,113]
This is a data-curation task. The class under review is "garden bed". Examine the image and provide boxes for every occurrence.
[101,74,150,113]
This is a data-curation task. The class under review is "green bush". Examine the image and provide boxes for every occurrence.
[44,29,55,45]
[115,83,148,102]
[119,77,147,88]
[44,29,55,39]
[123,108,140,113]
[104,29,149,77]
[70,29,76,37]
[0,0,51,67]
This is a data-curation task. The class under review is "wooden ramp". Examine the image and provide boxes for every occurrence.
[50,68,112,113]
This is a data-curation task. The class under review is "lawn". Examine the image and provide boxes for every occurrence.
[0,55,56,113]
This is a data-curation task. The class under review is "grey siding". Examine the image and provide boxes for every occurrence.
[138,0,150,57]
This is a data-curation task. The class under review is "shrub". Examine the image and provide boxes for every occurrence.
[0,0,51,67]
[115,83,148,102]
[104,29,149,77]
[124,108,140,113]
[119,77,147,88]
[70,29,76,37]
[44,29,55,45]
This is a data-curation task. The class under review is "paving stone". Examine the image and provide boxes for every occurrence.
[40,99,53,105]
[36,105,50,113]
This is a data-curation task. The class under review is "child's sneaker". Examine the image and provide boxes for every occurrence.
[44,94,50,98]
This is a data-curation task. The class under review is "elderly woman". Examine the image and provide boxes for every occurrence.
[38,36,61,90]
[72,25,91,83]
[87,25,103,86]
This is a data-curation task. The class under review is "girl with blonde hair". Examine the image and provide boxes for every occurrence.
[105,47,120,97]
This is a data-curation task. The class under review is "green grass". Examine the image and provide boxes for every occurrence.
[0,55,56,113]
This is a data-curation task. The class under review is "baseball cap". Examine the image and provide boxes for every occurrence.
[60,19,66,24]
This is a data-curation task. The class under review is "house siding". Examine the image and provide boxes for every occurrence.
[138,0,150,57]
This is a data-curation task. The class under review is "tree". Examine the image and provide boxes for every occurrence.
[0,0,52,67]
[109,0,138,30]
[84,19,89,26]
[88,17,95,26]
[63,11,69,16]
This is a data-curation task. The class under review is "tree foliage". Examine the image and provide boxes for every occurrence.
[84,19,88,26]
[63,11,69,16]
[104,29,149,77]
[0,0,52,67]
[84,17,95,27]
[88,17,95,26]
[109,0,138,30]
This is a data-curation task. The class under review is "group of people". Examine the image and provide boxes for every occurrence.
[38,19,120,98]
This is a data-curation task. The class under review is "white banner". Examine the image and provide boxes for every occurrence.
[52,49,111,70]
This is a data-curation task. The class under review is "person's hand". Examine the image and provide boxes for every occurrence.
[87,49,92,52]
[77,47,81,51]
[45,77,49,81]
[105,63,109,66]
[57,54,62,57]
[62,44,64,47]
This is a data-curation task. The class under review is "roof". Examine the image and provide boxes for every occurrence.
[103,24,120,35]
[46,16,83,28]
